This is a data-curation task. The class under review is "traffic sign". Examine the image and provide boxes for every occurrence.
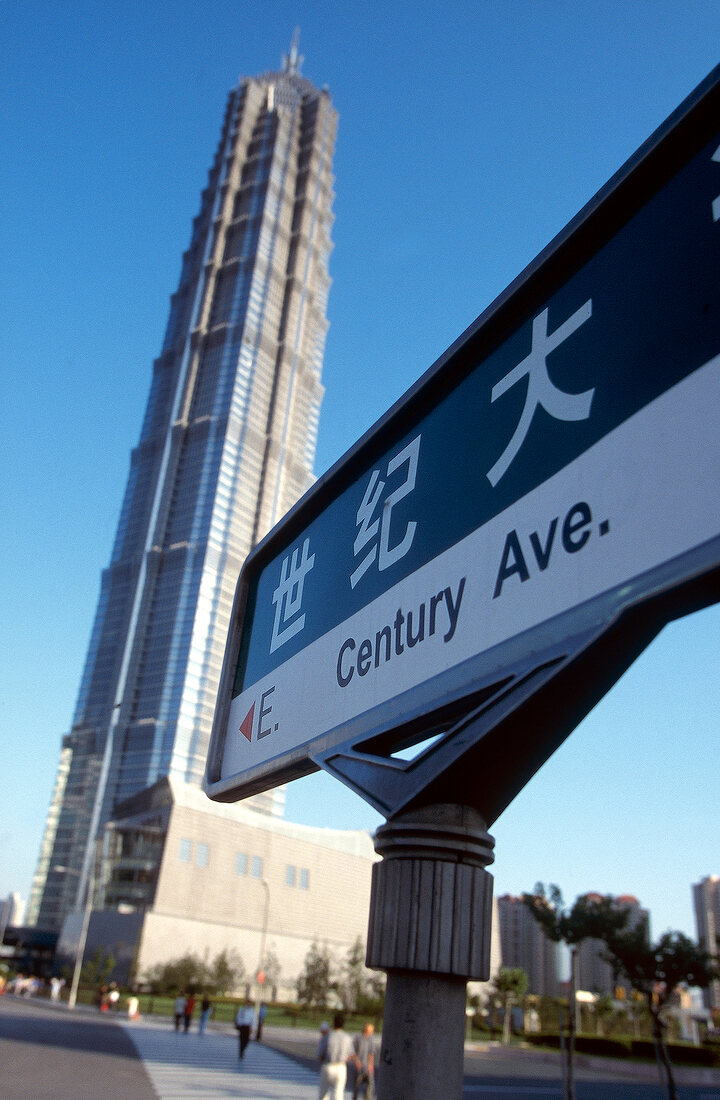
[205,66,720,820]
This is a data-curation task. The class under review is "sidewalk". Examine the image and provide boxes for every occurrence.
[121,1015,320,1099]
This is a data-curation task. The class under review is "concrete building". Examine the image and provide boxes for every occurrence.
[29,38,338,935]
[497,893,558,997]
[56,778,376,995]
[693,874,720,1009]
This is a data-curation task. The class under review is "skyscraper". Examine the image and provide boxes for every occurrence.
[693,874,720,1009]
[29,38,337,932]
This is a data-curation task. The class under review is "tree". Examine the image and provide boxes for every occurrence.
[81,947,116,988]
[360,970,386,1016]
[523,884,632,1100]
[333,937,385,1016]
[604,926,717,1100]
[208,949,244,995]
[524,884,632,948]
[261,948,282,1001]
[337,937,367,1013]
[492,967,528,1044]
[593,993,615,1036]
[296,942,334,1011]
[141,952,205,994]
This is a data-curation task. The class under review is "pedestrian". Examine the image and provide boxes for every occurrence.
[127,995,139,1020]
[183,991,196,1032]
[198,993,212,1035]
[317,1012,354,1100]
[108,983,120,1012]
[352,1022,377,1099]
[173,991,186,1031]
[255,1000,267,1041]
[234,999,254,1059]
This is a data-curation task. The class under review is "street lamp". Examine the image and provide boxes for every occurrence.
[59,841,101,1010]
[67,872,94,1010]
[254,880,270,1022]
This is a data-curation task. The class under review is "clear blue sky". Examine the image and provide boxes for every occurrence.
[1,1,718,945]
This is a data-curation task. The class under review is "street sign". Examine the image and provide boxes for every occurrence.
[205,66,720,820]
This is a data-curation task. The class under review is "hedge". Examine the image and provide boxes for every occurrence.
[523,1032,720,1067]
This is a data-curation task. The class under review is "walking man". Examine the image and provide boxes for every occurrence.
[173,991,186,1032]
[235,999,254,1059]
[352,1021,377,1099]
[317,1012,354,1100]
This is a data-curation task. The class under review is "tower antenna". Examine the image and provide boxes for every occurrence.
[283,27,303,74]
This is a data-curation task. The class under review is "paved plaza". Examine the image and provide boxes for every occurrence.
[4,997,720,1099]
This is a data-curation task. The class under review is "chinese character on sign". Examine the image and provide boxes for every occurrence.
[270,538,315,654]
[487,300,595,486]
[350,434,421,589]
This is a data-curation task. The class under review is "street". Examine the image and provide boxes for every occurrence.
[2,996,720,1099]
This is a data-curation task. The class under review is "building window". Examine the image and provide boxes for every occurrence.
[285,864,296,887]
[196,842,209,868]
[236,852,247,875]
[299,868,310,890]
[251,856,263,878]
[178,838,192,863]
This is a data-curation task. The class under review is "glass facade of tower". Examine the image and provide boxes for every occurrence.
[29,52,337,932]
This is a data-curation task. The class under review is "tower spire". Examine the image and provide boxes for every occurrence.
[283,27,303,75]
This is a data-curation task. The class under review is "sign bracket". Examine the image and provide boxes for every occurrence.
[313,551,720,824]
[311,612,641,823]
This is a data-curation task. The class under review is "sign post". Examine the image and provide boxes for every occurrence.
[205,67,720,1099]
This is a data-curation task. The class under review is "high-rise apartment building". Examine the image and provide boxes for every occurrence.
[29,39,337,932]
[693,874,720,1009]
[497,894,558,997]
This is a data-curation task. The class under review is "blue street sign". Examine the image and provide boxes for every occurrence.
[205,66,720,818]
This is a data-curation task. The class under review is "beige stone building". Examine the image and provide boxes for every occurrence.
[57,778,377,997]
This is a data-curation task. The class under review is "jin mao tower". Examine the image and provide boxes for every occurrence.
[30,38,337,932]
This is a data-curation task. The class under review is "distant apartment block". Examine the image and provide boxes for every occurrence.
[693,874,720,1009]
[497,893,559,996]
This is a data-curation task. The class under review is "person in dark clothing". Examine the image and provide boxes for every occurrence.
[234,999,254,1058]
[183,992,196,1032]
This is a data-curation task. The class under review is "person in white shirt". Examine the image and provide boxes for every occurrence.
[317,1013,354,1100]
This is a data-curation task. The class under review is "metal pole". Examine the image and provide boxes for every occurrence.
[565,946,577,1100]
[254,880,270,1029]
[366,804,495,1100]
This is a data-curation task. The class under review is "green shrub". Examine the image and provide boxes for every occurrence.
[574,1036,629,1059]
[629,1039,720,1067]
[524,1033,631,1059]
